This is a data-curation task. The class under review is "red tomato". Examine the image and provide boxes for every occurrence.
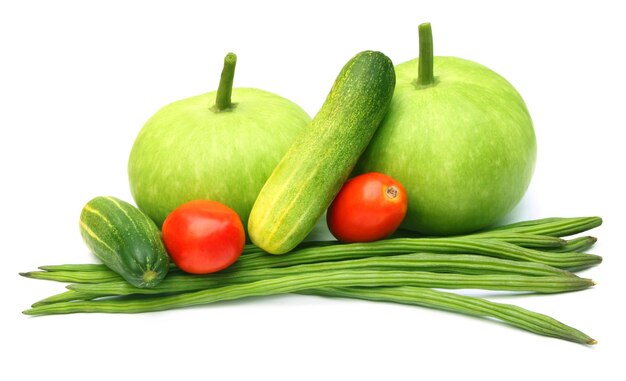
[162,200,245,274]
[327,172,408,243]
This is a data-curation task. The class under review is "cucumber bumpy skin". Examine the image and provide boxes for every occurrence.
[79,196,170,288]
[248,50,396,254]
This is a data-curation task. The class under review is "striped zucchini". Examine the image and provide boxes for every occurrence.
[248,51,396,254]
[79,196,170,288]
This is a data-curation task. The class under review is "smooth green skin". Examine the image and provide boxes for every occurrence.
[128,88,310,229]
[248,51,396,254]
[356,57,537,235]
[79,196,170,288]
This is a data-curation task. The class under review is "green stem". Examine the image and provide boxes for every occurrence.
[417,22,436,87]
[214,52,237,111]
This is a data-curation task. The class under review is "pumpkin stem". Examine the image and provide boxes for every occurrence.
[417,23,436,87]
[214,52,237,111]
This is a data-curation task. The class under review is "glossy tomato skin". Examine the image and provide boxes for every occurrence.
[327,172,408,243]
[162,200,245,274]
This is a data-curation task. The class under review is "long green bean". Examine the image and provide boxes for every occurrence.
[547,236,597,253]
[26,285,596,345]
[28,237,600,284]
[23,269,595,316]
[30,235,600,281]
[489,217,566,230]
[31,290,99,307]
[487,216,602,237]
[21,215,602,345]
[394,230,568,249]
[31,216,603,274]
[68,271,593,296]
[464,233,566,248]
[34,242,337,273]
[37,264,112,272]
[394,216,602,241]
[29,270,122,283]
[227,238,601,272]
[25,238,601,289]
[26,284,595,345]
[19,270,121,283]
[302,286,596,345]
[66,253,580,296]
[27,252,577,287]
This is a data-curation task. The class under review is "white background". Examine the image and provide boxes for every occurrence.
[2,0,624,379]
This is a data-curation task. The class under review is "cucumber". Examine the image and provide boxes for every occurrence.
[248,51,396,254]
[79,196,170,288]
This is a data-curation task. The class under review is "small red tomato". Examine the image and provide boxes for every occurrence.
[327,172,408,243]
[162,200,245,274]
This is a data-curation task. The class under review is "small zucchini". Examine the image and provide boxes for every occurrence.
[79,196,170,288]
[248,51,396,254]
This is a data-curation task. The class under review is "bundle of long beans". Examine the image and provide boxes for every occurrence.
[21,216,602,345]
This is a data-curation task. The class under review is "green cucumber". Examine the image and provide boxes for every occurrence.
[248,51,396,254]
[79,196,170,288]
